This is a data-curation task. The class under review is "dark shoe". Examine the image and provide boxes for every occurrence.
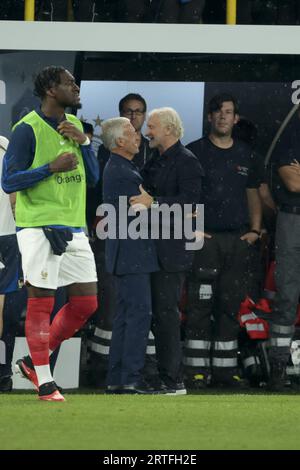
[267,362,287,392]
[105,385,123,395]
[38,381,65,402]
[0,375,13,392]
[211,375,249,390]
[122,381,164,395]
[185,373,209,390]
[160,379,187,395]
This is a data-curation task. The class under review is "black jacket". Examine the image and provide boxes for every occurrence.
[141,141,203,272]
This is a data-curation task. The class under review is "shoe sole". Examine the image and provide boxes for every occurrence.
[38,391,65,402]
[165,389,187,396]
[15,362,39,391]
[39,396,66,402]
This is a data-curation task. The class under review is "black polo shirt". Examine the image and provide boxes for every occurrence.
[187,136,261,232]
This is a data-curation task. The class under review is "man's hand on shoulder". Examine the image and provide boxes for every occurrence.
[57,121,87,145]
[49,152,78,173]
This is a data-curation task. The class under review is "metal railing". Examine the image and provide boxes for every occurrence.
[226,0,237,25]
[24,0,237,24]
[24,0,35,21]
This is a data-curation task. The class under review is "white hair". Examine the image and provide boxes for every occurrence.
[148,107,184,139]
[100,117,130,151]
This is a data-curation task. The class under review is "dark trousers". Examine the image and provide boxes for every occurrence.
[269,212,300,363]
[151,270,185,383]
[0,288,26,377]
[106,273,152,386]
[88,244,158,386]
[184,231,258,379]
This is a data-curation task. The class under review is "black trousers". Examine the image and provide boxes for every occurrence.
[184,231,259,380]
[269,211,300,364]
[151,270,185,383]
[0,289,26,377]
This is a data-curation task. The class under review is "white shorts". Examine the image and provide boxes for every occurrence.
[17,228,97,289]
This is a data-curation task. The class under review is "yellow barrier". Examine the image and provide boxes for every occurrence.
[24,0,35,21]
[226,0,237,25]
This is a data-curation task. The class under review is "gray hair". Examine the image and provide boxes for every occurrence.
[148,107,184,139]
[100,117,130,151]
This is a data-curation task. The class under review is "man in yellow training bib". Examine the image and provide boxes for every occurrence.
[2,66,99,401]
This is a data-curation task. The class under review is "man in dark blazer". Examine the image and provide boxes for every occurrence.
[129,107,203,394]
[101,117,160,394]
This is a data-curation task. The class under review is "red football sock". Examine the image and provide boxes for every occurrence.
[25,297,55,366]
[49,295,98,352]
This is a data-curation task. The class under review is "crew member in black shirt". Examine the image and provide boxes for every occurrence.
[267,113,300,391]
[184,93,262,389]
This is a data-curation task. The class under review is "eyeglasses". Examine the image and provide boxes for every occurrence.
[122,109,145,117]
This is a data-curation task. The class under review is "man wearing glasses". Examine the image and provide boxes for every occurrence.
[119,93,152,168]
[98,93,153,175]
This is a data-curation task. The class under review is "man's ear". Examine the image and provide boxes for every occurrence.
[207,113,212,123]
[165,125,172,136]
[46,87,56,99]
[116,136,124,148]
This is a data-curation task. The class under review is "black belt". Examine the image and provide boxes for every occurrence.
[280,204,300,215]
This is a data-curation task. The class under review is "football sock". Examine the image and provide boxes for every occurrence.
[49,295,97,352]
[25,297,55,386]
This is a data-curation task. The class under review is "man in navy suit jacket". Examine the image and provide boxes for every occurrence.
[101,117,160,394]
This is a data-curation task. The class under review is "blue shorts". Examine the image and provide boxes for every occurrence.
[0,234,21,294]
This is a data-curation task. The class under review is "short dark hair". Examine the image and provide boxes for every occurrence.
[34,65,66,99]
[81,121,94,135]
[208,93,239,115]
[119,93,147,114]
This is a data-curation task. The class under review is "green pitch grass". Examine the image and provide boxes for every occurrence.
[1,392,300,450]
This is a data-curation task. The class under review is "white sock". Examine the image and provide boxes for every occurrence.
[49,350,53,356]
[35,365,53,387]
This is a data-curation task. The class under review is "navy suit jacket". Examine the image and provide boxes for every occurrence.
[103,153,159,275]
[141,141,204,272]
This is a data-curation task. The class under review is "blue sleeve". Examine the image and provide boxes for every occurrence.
[1,123,51,194]
[81,144,100,187]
